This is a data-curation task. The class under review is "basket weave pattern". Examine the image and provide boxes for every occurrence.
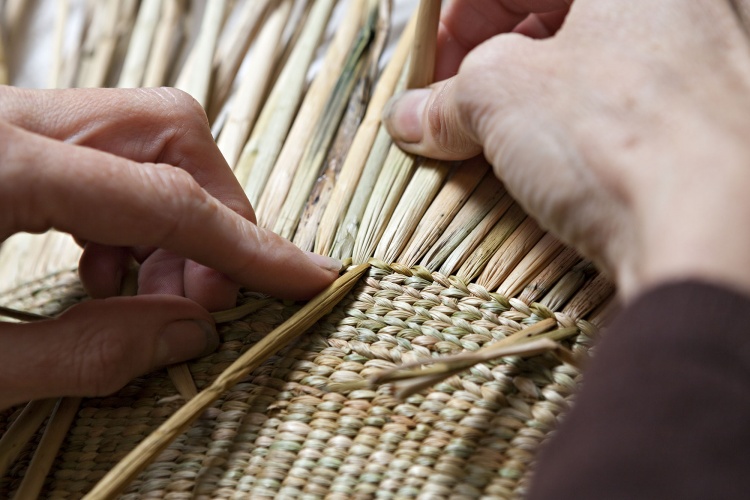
[0,263,600,499]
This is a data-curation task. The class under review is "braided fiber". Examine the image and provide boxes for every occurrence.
[0,262,607,499]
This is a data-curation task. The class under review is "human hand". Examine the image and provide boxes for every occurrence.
[385,0,750,300]
[0,86,340,408]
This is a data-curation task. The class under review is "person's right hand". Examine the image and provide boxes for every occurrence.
[385,0,750,301]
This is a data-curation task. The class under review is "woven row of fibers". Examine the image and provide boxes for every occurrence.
[0,262,604,499]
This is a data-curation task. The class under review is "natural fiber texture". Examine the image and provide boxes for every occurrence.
[0,261,603,499]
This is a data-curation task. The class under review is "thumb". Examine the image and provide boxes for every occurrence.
[383,77,483,161]
[0,296,218,409]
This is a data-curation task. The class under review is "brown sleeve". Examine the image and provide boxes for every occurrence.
[527,281,750,499]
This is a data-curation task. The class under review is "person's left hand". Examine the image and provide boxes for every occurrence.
[0,86,340,408]
[0,86,339,308]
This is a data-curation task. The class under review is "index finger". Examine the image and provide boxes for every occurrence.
[436,0,572,80]
[0,86,255,222]
[2,123,339,300]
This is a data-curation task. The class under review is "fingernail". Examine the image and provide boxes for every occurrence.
[383,89,430,144]
[305,251,342,273]
[157,319,219,365]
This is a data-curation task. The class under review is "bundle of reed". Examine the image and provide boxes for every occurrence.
[0,0,615,497]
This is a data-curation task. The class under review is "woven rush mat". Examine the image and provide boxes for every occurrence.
[0,262,607,499]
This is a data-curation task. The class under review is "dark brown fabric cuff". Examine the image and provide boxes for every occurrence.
[527,281,750,500]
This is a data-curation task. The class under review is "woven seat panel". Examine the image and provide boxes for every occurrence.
[0,263,603,499]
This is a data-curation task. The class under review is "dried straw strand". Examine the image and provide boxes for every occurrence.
[117,0,162,88]
[0,305,48,323]
[477,217,546,290]
[292,70,372,252]
[405,0,440,89]
[11,397,81,500]
[350,0,440,264]
[496,233,565,298]
[142,0,183,88]
[335,317,579,399]
[427,175,508,274]
[174,0,227,108]
[273,2,379,240]
[210,297,273,324]
[234,0,337,205]
[398,158,488,266]
[216,0,292,168]
[561,272,615,321]
[3,0,27,40]
[0,399,56,479]
[77,0,126,88]
[166,364,197,400]
[0,19,8,84]
[351,143,416,263]
[316,10,416,257]
[83,262,371,499]
[540,260,597,312]
[518,246,581,305]
[48,0,70,88]
[456,204,527,282]
[208,0,272,119]
[256,0,369,229]
[374,157,450,263]
[291,1,391,252]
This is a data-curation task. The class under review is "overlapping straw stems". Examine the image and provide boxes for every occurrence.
[0,0,615,497]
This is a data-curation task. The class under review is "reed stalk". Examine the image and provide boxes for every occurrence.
[117,0,162,88]
[518,246,581,305]
[561,272,615,321]
[350,0,440,263]
[142,0,182,87]
[210,297,273,324]
[208,0,272,121]
[3,0,27,40]
[496,233,565,298]
[83,262,371,499]
[333,317,579,399]
[48,0,70,88]
[77,0,127,88]
[0,306,47,323]
[234,0,336,206]
[426,173,506,274]
[398,159,488,267]
[292,76,369,251]
[216,0,291,168]
[540,261,596,312]
[11,397,81,500]
[351,143,416,263]
[166,364,197,399]
[477,217,546,290]
[374,157,450,263]
[0,20,8,84]
[174,0,227,108]
[273,3,379,240]
[0,399,56,479]
[256,0,370,230]
[405,0,440,89]
[329,126,393,260]
[316,11,416,257]
[456,204,527,282]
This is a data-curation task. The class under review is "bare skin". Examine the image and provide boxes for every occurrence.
[0,86,340,409]
[384,0,750,301]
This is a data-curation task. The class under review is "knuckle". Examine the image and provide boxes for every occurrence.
[65,306,133,396]
[426,81,479,156]
[153,87,208,125]
[146,164,220,243]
